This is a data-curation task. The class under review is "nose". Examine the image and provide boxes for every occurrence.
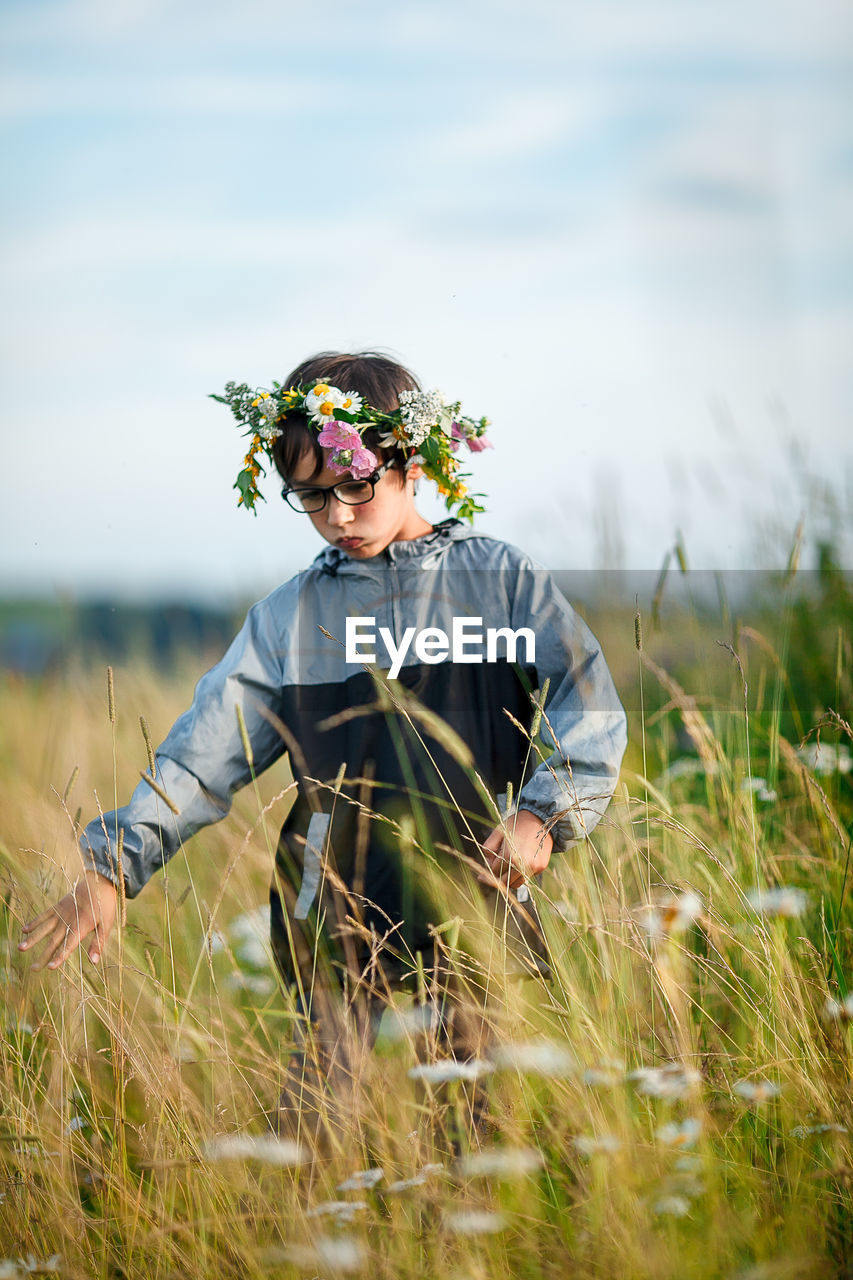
[325,494,355,527]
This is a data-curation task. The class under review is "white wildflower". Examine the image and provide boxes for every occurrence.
[202,1133,305,1165]
[674,1154,702,1173]
[660,758,718,782]
[733,1078,781,1104]
[306,1200,368,1222]
[304,383,345,425]
[492,1039,577,1078]
[668,1174,706,1199]
[573,1133,622,1157]
[582,1060,625,1088]
[790,1123,847,1138]
[554,898,580,923]
[823,994,853,1022]
[409,1059,494,1084]
[741,776,777,803]
[282,1237,365,1272]
[628,1064,701,1099]
[397,389,444,445]
[656,1118,702,1148]
[226,971,274,997]
[257,422,282,442]
[797,743,852,776]
[636,891,703,939]
[65,1116,87,1134]
[446,1210,507,1235]
[457,1147,543,1178]
[0,1259,62,1278]
[228,906,271,967]
[653,1194,691,1217]
[338,390,363,415]
[385,1164,443,1193]
[747,887,808,918]
[380,1003,438,1043]
[337,1167,384,1191]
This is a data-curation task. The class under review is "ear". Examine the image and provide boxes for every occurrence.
[406,461,425,482]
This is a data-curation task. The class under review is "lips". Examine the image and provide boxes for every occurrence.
[336,537,364,549]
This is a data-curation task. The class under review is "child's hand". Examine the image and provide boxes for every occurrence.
[19,870,118,970]
[479,808,553,891]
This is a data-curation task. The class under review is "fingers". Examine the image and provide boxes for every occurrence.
[480,826,505,855]
[19,882,107,971]
[46,923,85,970]
[477,848,526,892]
[87,919,109,965]
[19,911,65,950]
[27,918,81,971]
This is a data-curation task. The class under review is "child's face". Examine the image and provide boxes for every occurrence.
[287,448,431,558]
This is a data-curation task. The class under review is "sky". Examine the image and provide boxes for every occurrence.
[1,0,851,602]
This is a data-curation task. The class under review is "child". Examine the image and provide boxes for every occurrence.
[20,351,627,1132]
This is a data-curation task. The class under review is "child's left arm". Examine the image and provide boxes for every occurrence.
[479,808,554,889]
[481,559,628,883]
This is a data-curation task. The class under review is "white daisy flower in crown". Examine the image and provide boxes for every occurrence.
[304,382,346,425]
[338,390,363,415]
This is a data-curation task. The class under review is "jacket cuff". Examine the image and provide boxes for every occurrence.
[515,797,585,850]
[79,834,134,897]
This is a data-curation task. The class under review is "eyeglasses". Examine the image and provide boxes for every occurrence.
[281,461,392,513]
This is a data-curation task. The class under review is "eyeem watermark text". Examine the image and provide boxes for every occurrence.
[345,616,535,679]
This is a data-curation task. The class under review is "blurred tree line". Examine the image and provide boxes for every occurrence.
[0,598,243,675]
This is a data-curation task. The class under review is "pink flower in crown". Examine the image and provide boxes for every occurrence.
[317,421,361,452]
[450,421,493,453]
[318,421,378,479]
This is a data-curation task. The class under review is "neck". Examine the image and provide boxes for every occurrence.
[395,511,434,541]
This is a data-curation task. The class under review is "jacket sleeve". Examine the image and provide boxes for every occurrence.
[80,596,289,897]
[512,561,627,848]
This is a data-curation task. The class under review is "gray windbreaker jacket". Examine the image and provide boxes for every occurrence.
[82,520,627,976]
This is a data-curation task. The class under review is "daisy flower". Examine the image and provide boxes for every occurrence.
[823,994,853,1021]
[409,1059,494,1084]
[338,390,363,414]
[628,1063,701,1099]
[746,887,808,918]
[305,382,345,425]
[656,1118,702,1148]
[733,1078,781,1104]
[573,1133,622,1156]
[636,891,703,940]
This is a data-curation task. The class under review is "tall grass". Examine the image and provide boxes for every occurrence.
[1,579,851,1279]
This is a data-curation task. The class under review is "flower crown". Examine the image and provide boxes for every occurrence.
[210,379,492,521]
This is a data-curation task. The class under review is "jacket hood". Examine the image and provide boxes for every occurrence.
[311,517,482,577]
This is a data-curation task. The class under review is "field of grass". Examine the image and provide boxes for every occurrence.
[1,570,852,1279]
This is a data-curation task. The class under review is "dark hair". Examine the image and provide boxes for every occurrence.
[272,351,420,483]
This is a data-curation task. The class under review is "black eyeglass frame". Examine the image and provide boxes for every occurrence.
[280,460,394,513]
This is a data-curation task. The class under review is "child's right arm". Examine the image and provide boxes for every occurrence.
[20,592,291,969]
